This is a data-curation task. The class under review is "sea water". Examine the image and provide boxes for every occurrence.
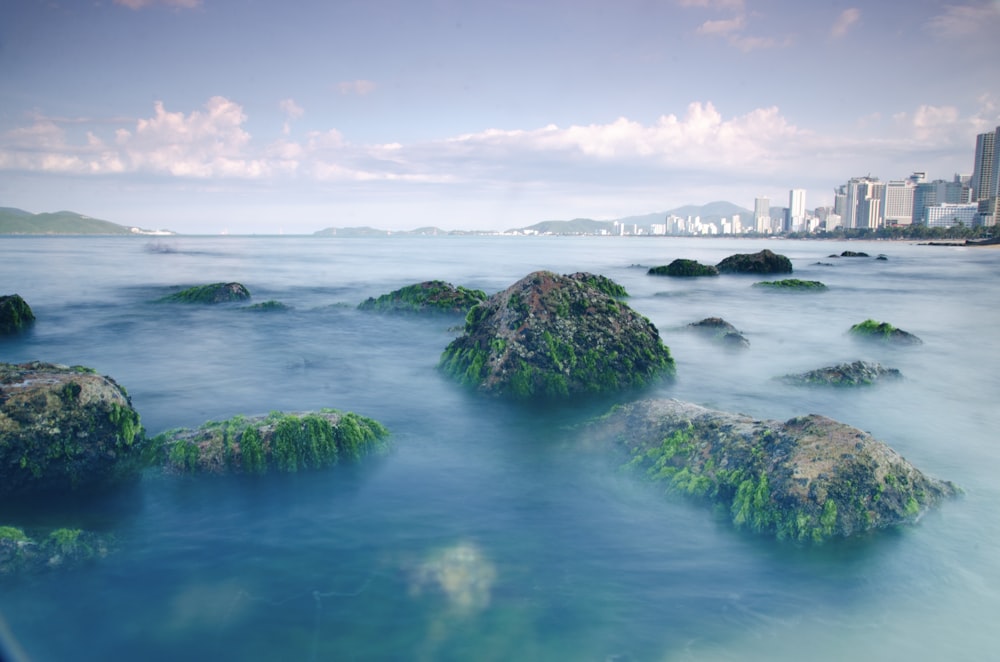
[0,235,998,661]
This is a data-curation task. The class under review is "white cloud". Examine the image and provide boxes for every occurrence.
[279,98,304,135]
[696,16,744,36]
[337,80,377,96]
[926,2,1000,38]
[831,8,861,38]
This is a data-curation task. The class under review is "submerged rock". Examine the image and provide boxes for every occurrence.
[752,278,827,290]
[0,294,35,334]
[849,319,922,345]
[648,259,719,277]
[155,409,389,475]
[439,270,675,399]
[241,300,291,312]
[583,399,957,542]
[157,282,251,304]
[0,526,112,576]
[358,280,487,315]
[780,360,902,386]
[685,317,750,348]
[831,251,870,258]
[716,249,793,274]
[0,362,147,496]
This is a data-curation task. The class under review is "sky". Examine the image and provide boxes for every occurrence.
[2,0,999,234]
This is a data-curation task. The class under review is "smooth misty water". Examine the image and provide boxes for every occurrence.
[1,236,998,661]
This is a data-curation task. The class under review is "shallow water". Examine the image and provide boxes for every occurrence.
[1,235,998,661]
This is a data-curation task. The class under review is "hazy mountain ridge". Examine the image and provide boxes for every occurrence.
[0,207,174,235]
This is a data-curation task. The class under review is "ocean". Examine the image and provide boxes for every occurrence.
[0,235,998,661]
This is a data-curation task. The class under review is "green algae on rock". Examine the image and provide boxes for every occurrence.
[0,294,35,334]
[849,319,923,345]
[0,525,112,576]
[684,317,749,348]
[648,259,719,277]
[0,362,148,496]
[716,249,793,274]
[156,409,389,475]
[583,399,957,543]
[780,360,902,387]
[358,280,487,315]
[752,279,827,290]
[439,271,675,399]
[157,282,251,304]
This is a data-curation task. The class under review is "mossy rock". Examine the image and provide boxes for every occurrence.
[241,300,291,312]
[581,399,958,543]
[0,526,112,576]
[0,294,35,335]
[648,259,719,277]
[849,319,922,345]
[155,409,389,475]
[157,282,251,304]
[564,272,629,297]
[358,280,487,315]
[780,360,902,387]
[439,271,674,400]
[831,251,870,258]
[0,362,149,496]
[684,317,749,348]
[716,249,793,274]
[752,279,827,290]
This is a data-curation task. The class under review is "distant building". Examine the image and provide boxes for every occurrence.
[754,196,771,233]
[787,188,806,232]
[922,203,978,228]
[882,180,915,226]
[842,176,882,229]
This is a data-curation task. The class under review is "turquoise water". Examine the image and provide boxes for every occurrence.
[1,236,998,661]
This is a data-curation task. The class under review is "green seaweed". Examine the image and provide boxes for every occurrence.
[752,279,827,290]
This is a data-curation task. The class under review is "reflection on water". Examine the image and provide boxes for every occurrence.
[0,236,999,660]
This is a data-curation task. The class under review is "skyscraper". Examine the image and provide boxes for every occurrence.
[787,189,806,232]
[882,180,915,225]
[754,196,770,233]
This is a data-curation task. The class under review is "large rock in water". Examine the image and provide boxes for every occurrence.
[716,249,793,274]
[358,280,487,315]
[0,362,146,495]
[780,360,902,387]
[583,399,957,542]
[155,410,389,475]
[439,271,675,399]
[0,294,35,335]
[157,282,251,304]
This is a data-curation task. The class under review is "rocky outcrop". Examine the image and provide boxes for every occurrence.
[0,362,146,495]
[358,280,487,315]
[831,251,870,257]
[780,360,902,386]
[155,409,389,475]
[716,249,793,274]
[752,279,827,290]
[849,319,922,345]
[582,399,958,542]
[648,259,719,277]
[564,272,629,298]
[0,294,35,334]
[439,271,675,399]
[157,282,251,304]
[685,317,749,348]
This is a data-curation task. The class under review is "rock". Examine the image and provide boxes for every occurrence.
[583,399,958,542]
[849,319,922,345]
[241,300,291,312]
[155,409,389,475]
[0,294,35,334]
[780,360,902,386]
[157,282,251,304]
[439,271,675,399]
[752,279,827,290]
[830,251,870,258]
[685,317,750,348]
[358,280,487,315]
[0,362,147,495]
[876,254,889,261]
[564,272,629,298]
[648,259,719,277]
[0,526,112,576]
[716,249,793,274]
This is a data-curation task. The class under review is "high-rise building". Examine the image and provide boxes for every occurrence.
[787,189,806,232]
[882,180,915,226]
[842,176,883,229]
[754,196,770,233]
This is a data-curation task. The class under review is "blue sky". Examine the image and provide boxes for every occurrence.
[2,0,999,233]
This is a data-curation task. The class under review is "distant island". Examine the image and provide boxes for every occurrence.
[0,207,175,236]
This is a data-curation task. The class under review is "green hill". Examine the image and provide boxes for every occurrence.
[0,207,160,235]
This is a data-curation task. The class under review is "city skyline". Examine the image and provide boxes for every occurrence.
[2,0,999,234]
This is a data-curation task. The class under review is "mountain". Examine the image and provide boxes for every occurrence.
[664,201,753,220]
[0,207,174,235]
[512,218,616,235]
[509,202,754,235]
